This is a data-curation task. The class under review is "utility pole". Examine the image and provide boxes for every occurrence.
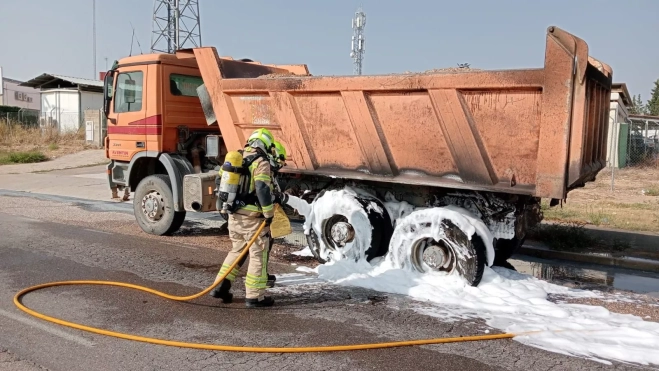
[93,0,97,78]
[350,7,366,75]
[151,0,202,53]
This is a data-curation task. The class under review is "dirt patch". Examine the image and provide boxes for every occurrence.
[270,243,320,267]
[552,295,659,323]
[543,167,659,232]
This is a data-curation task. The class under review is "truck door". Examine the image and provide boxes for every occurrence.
[107,68,147,162]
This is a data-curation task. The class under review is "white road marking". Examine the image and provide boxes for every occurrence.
[0,309,95,347]
[71,173,107,180]
[275,273,324,286]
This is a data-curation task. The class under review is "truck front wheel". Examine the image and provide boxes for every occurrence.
[133,174,186,236]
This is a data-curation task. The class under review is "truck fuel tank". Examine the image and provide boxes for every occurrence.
[183,172,218,212]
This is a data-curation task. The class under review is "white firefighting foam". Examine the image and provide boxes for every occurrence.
[284,192,659,366]
[298,188,376,262]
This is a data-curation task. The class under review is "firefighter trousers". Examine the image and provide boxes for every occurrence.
[216,213,270,300]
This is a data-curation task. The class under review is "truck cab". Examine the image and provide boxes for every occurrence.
[102,52,226,235]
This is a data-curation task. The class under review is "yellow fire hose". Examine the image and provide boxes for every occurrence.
[14,217,519,353]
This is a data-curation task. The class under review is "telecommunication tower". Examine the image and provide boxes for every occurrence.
[151,0,202,54]
[350,7,366,75]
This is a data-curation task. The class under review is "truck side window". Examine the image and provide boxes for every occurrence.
[114,71,144,113]
[170,74,203,97]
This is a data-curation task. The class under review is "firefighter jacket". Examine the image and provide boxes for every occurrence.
[234,147,275,219]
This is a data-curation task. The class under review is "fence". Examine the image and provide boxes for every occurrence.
[0,110,88,147]
[1,111,84,133]
[1,110,40,128]
[627,117,659,167]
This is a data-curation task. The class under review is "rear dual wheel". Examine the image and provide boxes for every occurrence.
[305,190,487,286]
[392,213,487,286]
[306,189,392,263]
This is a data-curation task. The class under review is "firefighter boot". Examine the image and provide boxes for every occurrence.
[245,296,275,308]
[266,274,276,288]
[208,280,233,303]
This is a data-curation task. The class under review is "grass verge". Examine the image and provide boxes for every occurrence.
[0,151,48,165]
[541,200,659,233]
[645,187,659,197]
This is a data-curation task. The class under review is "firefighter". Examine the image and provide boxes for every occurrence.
[226,140,288,289]
[209,128,287,308]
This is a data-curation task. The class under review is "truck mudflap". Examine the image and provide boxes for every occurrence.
[106,161,116,189]
[158,153,195,212]
[191,26,612,201]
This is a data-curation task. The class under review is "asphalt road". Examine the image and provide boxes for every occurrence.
[0,194,651,371]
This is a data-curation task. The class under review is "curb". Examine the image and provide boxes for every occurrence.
[519,245,659,273]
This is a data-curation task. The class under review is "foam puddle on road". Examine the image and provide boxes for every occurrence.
[297,257,659,366]
[284,193,659,366]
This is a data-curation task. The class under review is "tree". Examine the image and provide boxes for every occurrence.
[629,94,647,115]
[646,79,659,116]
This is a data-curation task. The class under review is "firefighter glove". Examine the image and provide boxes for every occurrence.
[274,192,289,206]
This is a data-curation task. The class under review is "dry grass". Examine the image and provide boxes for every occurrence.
[0,121,93,162]
[543,167,659,233]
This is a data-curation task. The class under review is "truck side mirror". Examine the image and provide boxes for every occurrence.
[102,70,115,118]
[124,79,136,104]
[206,135,220,158]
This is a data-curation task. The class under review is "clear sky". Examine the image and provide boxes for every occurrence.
[1,0,657,100]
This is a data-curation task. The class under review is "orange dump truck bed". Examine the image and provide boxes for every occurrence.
[189,26,612,200]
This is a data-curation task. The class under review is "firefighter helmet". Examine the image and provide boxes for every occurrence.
[247,128,274,152]
[273,141,287,163]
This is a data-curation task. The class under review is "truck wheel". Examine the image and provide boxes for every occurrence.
[307,190,392,263]
[391,209,487,286]
[133,174,186,236]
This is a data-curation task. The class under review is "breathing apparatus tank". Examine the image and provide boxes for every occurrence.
[218,150,244,214]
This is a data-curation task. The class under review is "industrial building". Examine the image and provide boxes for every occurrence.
[20,73,103,133]
[0,67,42,111]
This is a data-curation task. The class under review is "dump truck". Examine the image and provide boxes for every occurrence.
[102,26,612,286]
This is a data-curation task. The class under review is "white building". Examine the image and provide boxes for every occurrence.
[0,67,41,111]
[606,83,632,168]
[20,73,103,133]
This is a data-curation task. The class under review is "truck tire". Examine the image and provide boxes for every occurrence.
[133,174,186,236]
[307,190,392,263]
[390,210,486,286]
